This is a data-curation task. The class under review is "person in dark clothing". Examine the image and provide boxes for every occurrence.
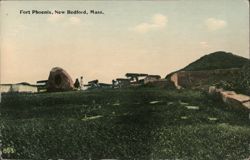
[74,78,80,89]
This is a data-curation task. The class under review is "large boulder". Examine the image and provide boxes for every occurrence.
[46,67,74,92]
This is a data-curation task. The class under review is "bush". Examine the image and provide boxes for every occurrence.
[215,63,250,95]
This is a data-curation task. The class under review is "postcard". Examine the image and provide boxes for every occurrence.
[0,0,249,159]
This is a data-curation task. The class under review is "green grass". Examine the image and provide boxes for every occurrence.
[1,88,250,159]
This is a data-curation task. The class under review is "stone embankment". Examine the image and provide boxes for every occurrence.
[209,86,250,110]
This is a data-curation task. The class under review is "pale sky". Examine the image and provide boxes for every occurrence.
[0,0,249,84]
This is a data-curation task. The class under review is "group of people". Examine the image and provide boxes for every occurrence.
[74,76,84,90]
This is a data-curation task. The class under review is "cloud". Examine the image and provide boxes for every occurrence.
[205,18,227,31]
[69,17,81,25]
[199,41,209,48]
[132,14,168,33]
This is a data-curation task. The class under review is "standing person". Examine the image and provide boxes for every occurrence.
[74,78,80,90]
[80,76,84,90]
[112,79,116,88]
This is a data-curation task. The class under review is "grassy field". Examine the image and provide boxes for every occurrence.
[1,88,250,159]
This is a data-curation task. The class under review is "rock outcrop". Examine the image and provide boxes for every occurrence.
[209,86,250,110]
[220,91,250,110]
[46,67,74,92]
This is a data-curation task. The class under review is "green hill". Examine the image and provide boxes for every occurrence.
[166,51,250,78]
[182,51,249,71]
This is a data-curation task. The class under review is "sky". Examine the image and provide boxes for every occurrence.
[0,0,249,84]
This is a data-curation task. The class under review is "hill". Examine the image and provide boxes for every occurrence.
[182,51,249,71]
[166,51,249,78]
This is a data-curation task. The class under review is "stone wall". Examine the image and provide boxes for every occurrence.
[170,68,241,89]
[170,73,181,89]
[209,86,250,110]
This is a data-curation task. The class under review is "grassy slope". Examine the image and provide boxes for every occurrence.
[165,51,250,79]
[1,88,250,159]
[182,51,249,71]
